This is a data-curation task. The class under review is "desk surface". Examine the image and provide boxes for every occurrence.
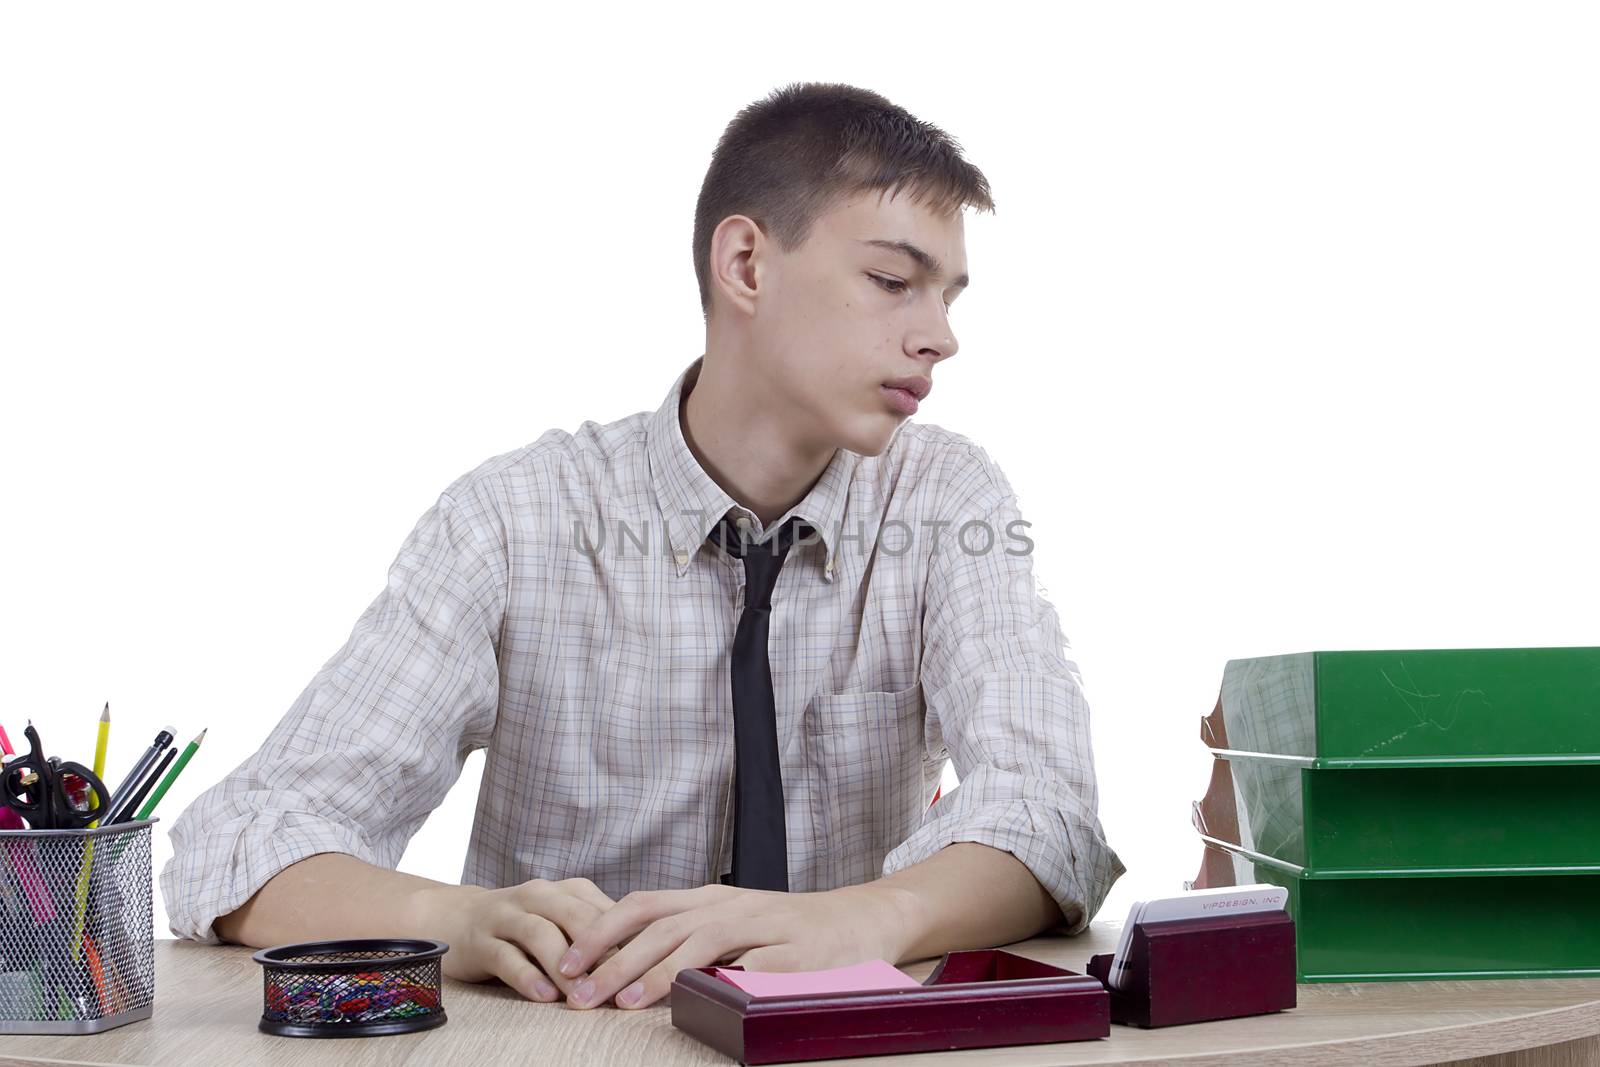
[7,924,1600,1067]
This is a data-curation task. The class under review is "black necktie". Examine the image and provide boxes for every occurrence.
[707,514,811,891]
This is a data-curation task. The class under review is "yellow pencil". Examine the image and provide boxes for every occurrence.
[89,702,110,821]
[72,702,111,963]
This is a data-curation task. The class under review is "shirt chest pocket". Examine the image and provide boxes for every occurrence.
[803,683,933,888]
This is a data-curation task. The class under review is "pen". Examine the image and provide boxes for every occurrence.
[103,726,174,818]
[111,748,174,824]
[0,722,13,757]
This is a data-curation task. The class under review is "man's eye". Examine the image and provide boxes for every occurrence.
[870,273,953,312]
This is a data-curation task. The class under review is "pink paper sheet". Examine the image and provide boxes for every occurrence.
[714,959,923,998]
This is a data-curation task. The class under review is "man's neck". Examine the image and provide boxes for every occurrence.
[680,354,836,529]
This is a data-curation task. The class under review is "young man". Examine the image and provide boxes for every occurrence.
[163,81,1123,1011]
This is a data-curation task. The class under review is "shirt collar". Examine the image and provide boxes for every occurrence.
[646,355,857,582]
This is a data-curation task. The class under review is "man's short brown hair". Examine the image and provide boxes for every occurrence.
[693,81,995,320]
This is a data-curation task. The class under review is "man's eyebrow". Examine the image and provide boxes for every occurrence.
[859,238,970,290]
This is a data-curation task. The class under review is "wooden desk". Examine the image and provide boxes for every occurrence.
[6,924,1600,1066]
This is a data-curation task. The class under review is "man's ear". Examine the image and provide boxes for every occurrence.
[708,214,765,318]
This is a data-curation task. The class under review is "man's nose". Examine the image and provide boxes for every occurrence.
[910,307,958,363]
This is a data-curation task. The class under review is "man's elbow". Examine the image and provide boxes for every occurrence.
[212,905,245,945]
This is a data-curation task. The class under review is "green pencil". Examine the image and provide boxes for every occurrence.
[134,728,205,821]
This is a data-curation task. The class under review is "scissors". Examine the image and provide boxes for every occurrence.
[1,722,112,830]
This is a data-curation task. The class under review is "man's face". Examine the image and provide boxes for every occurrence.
[749,188,967,457]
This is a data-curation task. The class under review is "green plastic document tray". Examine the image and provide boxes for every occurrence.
[1203,842,1600,983]
[1206,646,1600,767]
[1195,757,1600,875]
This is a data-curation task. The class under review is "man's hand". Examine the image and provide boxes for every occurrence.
[554,882,920,1010]
[408,877,619,1003]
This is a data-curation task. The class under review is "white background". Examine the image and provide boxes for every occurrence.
[3,3,1596,943]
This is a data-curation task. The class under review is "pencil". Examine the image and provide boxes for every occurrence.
[69,842,96,963]
[72,703,114,964]
[134,728,205,821]
[88,702,110,824]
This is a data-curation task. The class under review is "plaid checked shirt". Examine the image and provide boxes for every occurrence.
[161,355,1124,943]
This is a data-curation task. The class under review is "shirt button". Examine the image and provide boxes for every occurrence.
[675,549,689,566]
[735,515,753,533]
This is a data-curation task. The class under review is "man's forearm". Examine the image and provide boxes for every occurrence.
[213,852,472,947]
[866,842,1071,964]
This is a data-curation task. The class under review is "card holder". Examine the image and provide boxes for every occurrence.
[1085,910,1297,1028]
[671,948,1108,1065]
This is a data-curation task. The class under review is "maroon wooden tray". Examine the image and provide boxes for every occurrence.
[1086,911,1296,1028]
[670,948,1109,1064]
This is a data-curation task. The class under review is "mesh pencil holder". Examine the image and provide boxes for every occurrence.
[252,938,449,1038]
[0,818,157,1035]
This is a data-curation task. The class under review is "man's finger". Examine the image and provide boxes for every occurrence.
[486,939,560,1003]
[524,886,607,943]
[566,909,723,1010]
[559,885,728,980]
[557,876,618,915]
[495,909,590,998]
[615,921,769,1010]
[733,943,798,972]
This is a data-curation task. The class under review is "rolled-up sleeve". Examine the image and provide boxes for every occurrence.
[160,473,507,943]
[881,443,1124,934]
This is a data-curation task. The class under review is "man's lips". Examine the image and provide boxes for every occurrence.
[881,376,931,416]
[882,376,932,401]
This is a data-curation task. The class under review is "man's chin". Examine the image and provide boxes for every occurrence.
[834,416,905,459]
